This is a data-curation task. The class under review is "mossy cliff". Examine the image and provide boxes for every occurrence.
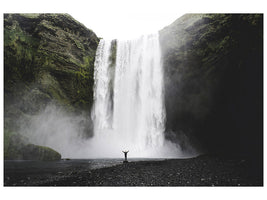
[4,14,99,160]
[5,129,61,160]
[159,14,263,160]
[4,14,99,115]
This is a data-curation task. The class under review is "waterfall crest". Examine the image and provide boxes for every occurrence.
[90,33,181,158]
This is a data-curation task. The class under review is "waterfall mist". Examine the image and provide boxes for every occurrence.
[17,34,197,159]
[18,105,94,158]
[90,33,188,158]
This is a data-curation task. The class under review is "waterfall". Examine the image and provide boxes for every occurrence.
[91,39,113,131]
[90,33,181,158]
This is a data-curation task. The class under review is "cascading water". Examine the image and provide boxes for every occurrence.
[89,33,181,158]
[91,39,113,131]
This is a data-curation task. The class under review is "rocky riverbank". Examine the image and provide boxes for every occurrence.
[4,155,262,186]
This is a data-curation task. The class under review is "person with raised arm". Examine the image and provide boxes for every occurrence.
[122,150,129,163]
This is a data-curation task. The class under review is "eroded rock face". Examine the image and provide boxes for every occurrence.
[4,14,99,160]
[5,130,61,160]
[4,14,99,121]
[159,14,263,159]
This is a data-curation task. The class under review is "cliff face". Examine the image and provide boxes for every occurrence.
[4,14,99,126]
[5,129,61,160]
[4,14,99,160]
[159,14,263,160]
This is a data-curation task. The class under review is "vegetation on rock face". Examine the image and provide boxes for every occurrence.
[4,14,99,115]
[107,39,117,110]
[4,129,61,160]
[159,14,263,161]
[22,144,61,161]
[4,130,27,160]
[4,13,99,160]
[109,39,117,68]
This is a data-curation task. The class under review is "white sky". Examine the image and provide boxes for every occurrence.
[1,0,266,40]
[68,0,184,39]
[1,0,187,40]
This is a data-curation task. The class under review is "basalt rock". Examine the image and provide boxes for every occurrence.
[4,14,99,126]
[159,14,263,161]
[4,13,99,160]
[4,129,61,161]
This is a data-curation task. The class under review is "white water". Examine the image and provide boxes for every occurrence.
[90,33,182,158]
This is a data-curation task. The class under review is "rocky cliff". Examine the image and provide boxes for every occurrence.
[5,129,61,160]
[159,14,263,161]
[4,14,99,123]
[4,14,99,160]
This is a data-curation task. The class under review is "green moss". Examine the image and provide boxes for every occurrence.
[82,55,94,68]
[4,22,40,83]
[4,13,99,122]
[73,38,85,50]
[4,129,61,161]
[39,20,56,31]
[20,13,40,18]
[4,129,25,160]
[109,40,117,67]
[22,144,61,161]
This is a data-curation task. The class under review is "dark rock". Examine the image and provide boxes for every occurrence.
[4,129,61,160]
[159,14,263,164]
[4,155,262,186]
[4,13,99,160]
[4,13,99,131]
[22,144,61,161]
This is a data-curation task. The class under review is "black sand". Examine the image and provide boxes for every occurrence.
[4,155,263,186]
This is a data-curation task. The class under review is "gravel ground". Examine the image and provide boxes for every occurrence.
[4,155,263,186]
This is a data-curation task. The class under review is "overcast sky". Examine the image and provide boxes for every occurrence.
[68,0,184,39]
[70,9,183,40]
[2,0,265,40]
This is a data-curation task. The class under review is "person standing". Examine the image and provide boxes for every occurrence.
[122,150,129,163]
